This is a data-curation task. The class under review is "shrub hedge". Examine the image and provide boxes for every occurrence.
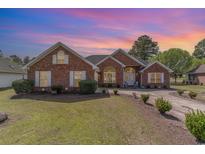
[12,79,34,94]
[185,110,205,142]
[79,80,97,94]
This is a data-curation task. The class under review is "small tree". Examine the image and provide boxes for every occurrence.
[129,35,159,60]
[193,39,205,59]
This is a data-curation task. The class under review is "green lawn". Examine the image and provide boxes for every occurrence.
[0,89,165,144]
[171,85,205,93]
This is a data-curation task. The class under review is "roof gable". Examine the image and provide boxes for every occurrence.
[140,61,173,73]
[25,42,98,70]
[111,49,147,66]
[96,56,126,67]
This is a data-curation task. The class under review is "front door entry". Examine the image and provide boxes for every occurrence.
[124,67,136,86]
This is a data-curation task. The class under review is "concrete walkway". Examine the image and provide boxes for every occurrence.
[109,89,205,121]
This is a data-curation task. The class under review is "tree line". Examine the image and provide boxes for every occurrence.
[128,35,205,82]
[0,49,34,66]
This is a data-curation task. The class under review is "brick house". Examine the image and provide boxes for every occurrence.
[187,64,205,85]
[25,42,173,91]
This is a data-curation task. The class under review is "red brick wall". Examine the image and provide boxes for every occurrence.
[196,73,205,85]
[140,63,170,88]
[113,51,142,66]
[97,57,124,86]
[27,46,95,90]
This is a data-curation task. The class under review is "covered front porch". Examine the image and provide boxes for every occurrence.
[97,65,142,88]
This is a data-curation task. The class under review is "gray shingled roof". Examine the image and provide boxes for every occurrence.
[188,64,205,74]
[86,54,149,66]
[0,57,24,74]
[86,55,109,64]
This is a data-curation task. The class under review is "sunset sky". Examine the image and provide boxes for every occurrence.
[0,8,205,58]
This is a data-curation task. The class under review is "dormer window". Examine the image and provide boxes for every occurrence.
[57,50,65,64]
[52,50,69,64]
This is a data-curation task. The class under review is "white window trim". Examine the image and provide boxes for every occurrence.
[148,72,164,84]
[70,71,86,87]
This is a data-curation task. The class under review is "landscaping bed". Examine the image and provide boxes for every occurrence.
[127,95,197,144]
[0,89,197,144]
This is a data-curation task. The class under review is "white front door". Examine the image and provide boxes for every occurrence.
[124,67,136,86]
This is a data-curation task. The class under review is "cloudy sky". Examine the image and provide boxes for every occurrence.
[0,8,205,58]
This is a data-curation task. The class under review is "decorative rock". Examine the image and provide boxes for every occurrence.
[0,112,8,123]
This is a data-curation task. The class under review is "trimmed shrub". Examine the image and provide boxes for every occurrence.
[79,80,97,94]
[189,91,197,99]
[12,79,34,94]
[51,85,63,94]
[141,94,150,103]
[177,89,184,96]
[155,97,172,114]
[185,110,205,142]
[113,89,118,95]
[102,89,106,94]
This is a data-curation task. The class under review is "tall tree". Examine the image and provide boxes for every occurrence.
[0,50,3,57]
[151,48,193,83]
[128,35,159,60]
[23,56,30,65]
[9,55,23,65]
[193,38,205,59]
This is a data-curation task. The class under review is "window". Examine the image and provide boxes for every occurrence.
[74,71,83,87]
[57,50,65,64]
[104,66,116,83]
[40,71,49,87]
[71,71,86,87]
[148,73,164,83]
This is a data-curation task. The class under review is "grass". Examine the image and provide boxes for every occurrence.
[171,85,205,93]
[0,89,166,144]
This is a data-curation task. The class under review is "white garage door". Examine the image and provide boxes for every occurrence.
[0,73,23,88]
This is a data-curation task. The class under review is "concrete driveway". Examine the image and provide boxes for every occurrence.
[109,88,205,121]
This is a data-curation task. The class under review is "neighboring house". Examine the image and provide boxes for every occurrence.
[0,57,25,88]
[187,64,205,85]
[25,42,173,91]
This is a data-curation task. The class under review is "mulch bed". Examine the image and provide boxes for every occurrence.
[10,92,110,103]
[124,94,198,144]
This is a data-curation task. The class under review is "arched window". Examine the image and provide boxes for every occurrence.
[57,50,65,64]
[125,67,135,73]
[104,66,116,83]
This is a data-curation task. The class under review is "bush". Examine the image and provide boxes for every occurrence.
[51,85,63,94]
[113,89,118,95]
[189,91,197,99]
[102,89,106,94]
[185,110,205,142]
[177,89,184,96]
[155,97,172,114]
[141,94,150,103]
[79,80,97,94]
[12,79,34,94]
